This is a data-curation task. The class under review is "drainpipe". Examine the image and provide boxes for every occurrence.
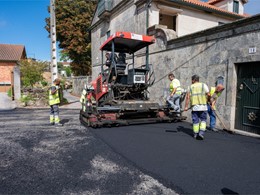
[146,0,152,69]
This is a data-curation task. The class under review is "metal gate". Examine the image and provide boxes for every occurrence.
[235,62,260,134]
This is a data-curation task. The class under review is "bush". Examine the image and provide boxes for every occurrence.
[20,94,34,106]
[7,88,12,97]
[41,80,48,87]
[20,59,48,87]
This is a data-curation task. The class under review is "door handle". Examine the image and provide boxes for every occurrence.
[239,83,243,90]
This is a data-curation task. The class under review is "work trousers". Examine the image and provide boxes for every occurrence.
[207,104,216,129]
[167,94,180,112]
[50,104,60,124]
[191,111,207,136]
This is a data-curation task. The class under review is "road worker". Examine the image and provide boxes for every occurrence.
[80,83,95,114]
[105,52,112,67]
[80,86,87,112]
[49,78,63,126]
[184,75,209,140]
[166,73,182,115]
[207,83,225,132]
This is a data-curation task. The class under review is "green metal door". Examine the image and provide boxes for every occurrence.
[235,62,260,134]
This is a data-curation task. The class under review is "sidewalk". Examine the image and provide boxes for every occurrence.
[0,92,16,111]
[61,90,81,109]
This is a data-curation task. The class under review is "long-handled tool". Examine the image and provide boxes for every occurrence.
[214,109,234,134]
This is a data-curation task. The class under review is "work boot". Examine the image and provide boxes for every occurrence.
[197,131,205,140]
[212,128,219,132]
[55,123,63,127]
[50,122,55,126]
[193,133,198,139]
[197,134,204,140]
[209,127,219,132]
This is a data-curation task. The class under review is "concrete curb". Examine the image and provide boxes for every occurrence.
[232,129,260,138]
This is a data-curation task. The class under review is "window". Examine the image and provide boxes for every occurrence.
[159,14,177,31]
[233,0,239,14]
[106,30,111,38]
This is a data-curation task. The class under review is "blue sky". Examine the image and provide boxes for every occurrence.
[0,0,259,61]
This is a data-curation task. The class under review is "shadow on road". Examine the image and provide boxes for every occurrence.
[177,125,194,137]
[221,187,239,194]
[60,119,70,125]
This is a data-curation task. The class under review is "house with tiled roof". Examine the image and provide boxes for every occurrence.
[90,0,249,69]
[0,44,27,99]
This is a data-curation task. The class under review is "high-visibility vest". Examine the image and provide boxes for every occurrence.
[80,89,87,112]
[49,85,60,106]
[210,87,222,97]
[190,82,207,106]
[209,87,222,109]
[170,78,182,95]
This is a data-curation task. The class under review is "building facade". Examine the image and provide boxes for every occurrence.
[0,44,27,100]
[90,0,260,135]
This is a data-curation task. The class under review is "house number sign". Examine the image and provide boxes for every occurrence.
[249,47,256,54]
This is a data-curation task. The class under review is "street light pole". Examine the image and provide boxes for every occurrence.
[50,0,58,83]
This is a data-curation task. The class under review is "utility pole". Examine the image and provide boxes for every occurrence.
[50,0,58,83]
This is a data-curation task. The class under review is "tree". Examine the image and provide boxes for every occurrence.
[57,62,64,73]
[45,0,96,76]
[64,66,72,77]
[20,60,48,87]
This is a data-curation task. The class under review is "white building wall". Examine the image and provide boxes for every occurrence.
[214,0,244,15]
[149,3,160,27]
[177,8,233,36]
[238,0,245,15]
[214,0,230,11]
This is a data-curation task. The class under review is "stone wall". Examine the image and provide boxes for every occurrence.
[71,76,92,97]
[145,14,260,129]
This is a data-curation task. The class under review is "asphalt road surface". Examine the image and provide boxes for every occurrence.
[93,123,260,194]
[1,108,260,194]
[0,108,176,194]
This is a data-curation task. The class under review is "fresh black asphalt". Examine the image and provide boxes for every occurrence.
[1,108,260,194]
[92,122,260,194]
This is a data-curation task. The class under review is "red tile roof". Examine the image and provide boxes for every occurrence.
[207,0,223,4]
[0,44,26,61]
[178,0,246,18]
[208,0,248,4]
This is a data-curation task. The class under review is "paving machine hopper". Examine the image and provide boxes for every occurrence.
[80,32,186,128]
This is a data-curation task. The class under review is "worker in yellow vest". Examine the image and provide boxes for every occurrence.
[184,75,209,140]
[166,73,182,115]
[49,78,63,126]
[80,88,87,112]
[207,83,225,131]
